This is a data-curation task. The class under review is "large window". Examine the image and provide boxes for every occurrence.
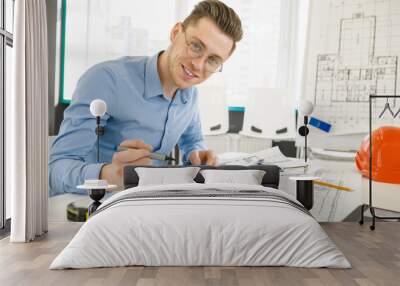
[182,0,283,107]
[58,0,305,106]
[59,0,177,105]
[56,0,308,138]
[0,0,13,231]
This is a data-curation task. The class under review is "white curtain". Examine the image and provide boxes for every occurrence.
[7,0,49,242]
[277,0,310,101]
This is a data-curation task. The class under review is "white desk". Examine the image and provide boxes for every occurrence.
[362,178,400,213]
[279,158,362,222]
[48,194,90,222]
[48,192,114,222]
[49,156,363,223]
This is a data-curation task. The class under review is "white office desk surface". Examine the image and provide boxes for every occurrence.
[289,176,319,181]
[49,155,362,223]
[48,192,114,222]
[361,178,400,213]
[279,158,362,222]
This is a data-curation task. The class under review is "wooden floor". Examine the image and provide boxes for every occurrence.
[0,222,399,286]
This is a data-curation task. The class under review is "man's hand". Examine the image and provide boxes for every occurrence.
[189,150,218,166]
[100,139,152,186]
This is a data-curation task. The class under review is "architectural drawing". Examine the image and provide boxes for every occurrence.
[315,14,397,106]
[304,0,400,135]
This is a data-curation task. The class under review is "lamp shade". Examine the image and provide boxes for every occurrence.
[299,99,314,116]
[90,99,107,117]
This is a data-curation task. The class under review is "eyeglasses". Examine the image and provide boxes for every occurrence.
[182,26,223,73]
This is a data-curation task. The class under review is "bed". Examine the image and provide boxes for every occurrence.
[50,165,350,269]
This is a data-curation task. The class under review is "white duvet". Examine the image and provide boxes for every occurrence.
[50,183,351,269]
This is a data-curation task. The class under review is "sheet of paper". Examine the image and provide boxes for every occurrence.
[218,147,309,169]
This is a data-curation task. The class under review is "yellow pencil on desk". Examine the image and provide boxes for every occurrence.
[313,180,353,192]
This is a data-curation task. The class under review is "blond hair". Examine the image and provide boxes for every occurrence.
[183,0,243,53]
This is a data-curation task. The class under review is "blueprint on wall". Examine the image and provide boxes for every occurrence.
[303,0,400,135]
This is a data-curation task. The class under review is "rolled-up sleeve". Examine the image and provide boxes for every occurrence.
[49,65,116,196]
[178,92,207,164]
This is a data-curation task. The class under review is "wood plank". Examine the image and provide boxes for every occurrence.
[0,222,399,286]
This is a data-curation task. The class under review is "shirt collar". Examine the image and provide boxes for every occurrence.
[176,89,189,105]
[144,52,164,98]
[144,51,190,105]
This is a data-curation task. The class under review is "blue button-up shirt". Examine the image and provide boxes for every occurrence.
[49,53,206,196]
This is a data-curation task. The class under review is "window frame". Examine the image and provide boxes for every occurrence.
[0,0,13,232]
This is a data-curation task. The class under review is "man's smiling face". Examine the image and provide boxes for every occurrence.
[167,17,234,89]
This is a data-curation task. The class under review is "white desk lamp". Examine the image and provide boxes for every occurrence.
[298,100,314,162]
[291,100,315,210]
[90,99,107,163]
[77,99,116,215]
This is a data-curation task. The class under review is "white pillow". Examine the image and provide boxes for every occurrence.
[200,169,266,185]
[135,167,201,186]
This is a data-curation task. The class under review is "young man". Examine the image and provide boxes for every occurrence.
[49,0,243,195]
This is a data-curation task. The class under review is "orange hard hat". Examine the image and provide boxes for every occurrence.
[355,126,400,184]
